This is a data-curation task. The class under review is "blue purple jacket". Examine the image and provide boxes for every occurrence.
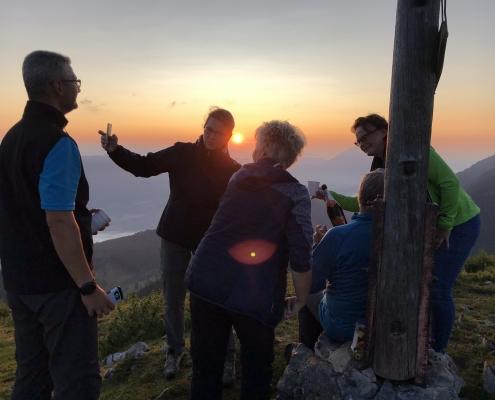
[185,158,313,327]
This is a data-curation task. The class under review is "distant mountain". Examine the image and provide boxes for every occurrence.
[83,155,169,234]
[92,230,162,295]
[0,230,161,301]
[457,154,495,254]
[82,149,369,237]
[4,150,491,303]
[290,147,370,194]
[458,154,495,191]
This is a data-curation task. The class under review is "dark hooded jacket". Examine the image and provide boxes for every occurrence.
[108,137,240,250]
[186,158,313,327]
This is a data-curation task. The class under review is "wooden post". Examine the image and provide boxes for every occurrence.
[372,0,441,380]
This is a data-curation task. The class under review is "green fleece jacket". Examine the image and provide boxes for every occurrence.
[330,147,480,231]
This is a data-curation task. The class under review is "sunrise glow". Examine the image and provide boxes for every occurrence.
[0,2,493,166]
[232,133,244,145]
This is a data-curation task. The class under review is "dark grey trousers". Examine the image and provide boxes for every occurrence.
[160,239,235,356]
[7,288,100,400]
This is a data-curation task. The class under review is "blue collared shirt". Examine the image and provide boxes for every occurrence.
[39,136,81,211]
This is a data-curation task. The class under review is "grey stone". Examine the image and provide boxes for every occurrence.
[102,341,150,367]
[313,336,353,374]
[337,369,378,399]
[361,368,377,383]
[125,341,150,358]
[277,343,342,400]
[314,333,342,360]
[329,345,353,373]
[277,346,464,400]
[427,350,464,393]
[103,351,126,367]
[374,381,396,400]
[483,361,495,394]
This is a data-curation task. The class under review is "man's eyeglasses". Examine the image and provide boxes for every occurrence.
[354,127,380,146]
[61,79,82,89]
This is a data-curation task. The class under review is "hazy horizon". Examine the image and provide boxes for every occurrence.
[1,1,494,165]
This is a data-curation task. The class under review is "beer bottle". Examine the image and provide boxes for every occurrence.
[321,184,347,227]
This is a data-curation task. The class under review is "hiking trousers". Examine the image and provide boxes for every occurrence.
[7,288,100,400]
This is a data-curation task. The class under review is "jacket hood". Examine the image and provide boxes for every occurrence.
[235,158,298,192]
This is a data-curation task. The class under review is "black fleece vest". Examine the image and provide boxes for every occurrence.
[0,101,93,294]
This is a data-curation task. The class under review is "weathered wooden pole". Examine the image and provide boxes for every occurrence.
[372,0,441,380]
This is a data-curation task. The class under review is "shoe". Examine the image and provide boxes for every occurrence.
[164,350,185,380]
[222,354,236,387]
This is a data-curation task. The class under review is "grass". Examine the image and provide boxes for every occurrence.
[0,253,494,399]
[0,302,15,400]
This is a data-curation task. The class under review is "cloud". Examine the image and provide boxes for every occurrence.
[168,101,187,109]
[79,98,105,113]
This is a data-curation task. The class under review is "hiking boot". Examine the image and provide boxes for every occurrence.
[164,350,185,380]
[222,354,236,387]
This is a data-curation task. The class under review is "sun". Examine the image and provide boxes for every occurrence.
[232,132,244,144]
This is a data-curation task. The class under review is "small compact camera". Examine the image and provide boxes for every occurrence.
[107,286,124,305]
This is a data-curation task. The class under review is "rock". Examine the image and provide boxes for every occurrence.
[426,350,464,393]
[103,351,126,367]
[375,381,396,400]
[329,345,353,373]
[314,335,353,373]
[361,368,377,383]
[102,341,150,367]
[483,361,495,394]
[403,386,459,400]
[314,333,342,360]
[277,343,341,400]
[277,345,464,400]
[125,341,150,358]
[337,369,379,399]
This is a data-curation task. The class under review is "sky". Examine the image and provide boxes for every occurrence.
[1,0,494,170]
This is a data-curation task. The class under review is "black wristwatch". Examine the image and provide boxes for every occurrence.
[79,280,97,296]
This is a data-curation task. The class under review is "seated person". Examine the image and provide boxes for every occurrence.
[307,169,384,342]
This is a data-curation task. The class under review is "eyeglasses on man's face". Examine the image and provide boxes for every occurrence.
[61,79,82,90]
[354,127,380,147]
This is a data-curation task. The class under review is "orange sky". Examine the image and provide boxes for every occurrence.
[1,1,493,170]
